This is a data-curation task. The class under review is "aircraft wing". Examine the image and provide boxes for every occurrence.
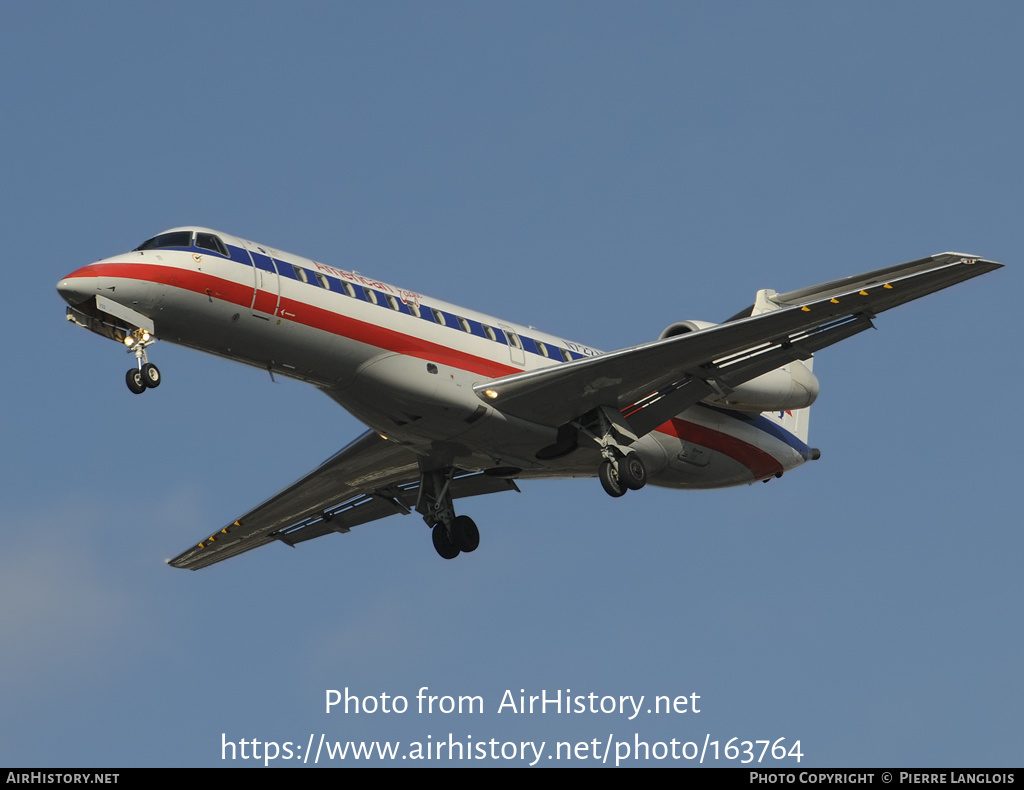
[474,253,1002,433]
[168,430,517,570]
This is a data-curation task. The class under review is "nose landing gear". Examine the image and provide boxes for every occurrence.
[123,329,160,394]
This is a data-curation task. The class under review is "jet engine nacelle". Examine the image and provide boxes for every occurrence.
[658,320,718,339]
[658,320,819,412]
[710,362,819,411]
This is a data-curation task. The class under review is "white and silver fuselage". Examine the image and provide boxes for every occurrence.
[57,227,812,489]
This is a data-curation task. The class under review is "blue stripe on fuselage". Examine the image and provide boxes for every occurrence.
[698,403,811,458]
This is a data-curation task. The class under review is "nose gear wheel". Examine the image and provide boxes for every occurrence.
[126,368,147,394]
[141,362,161,388]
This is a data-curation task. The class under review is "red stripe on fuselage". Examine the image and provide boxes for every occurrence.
[657,417,784,480]
[67,262,519,378]
[67,261,784,477]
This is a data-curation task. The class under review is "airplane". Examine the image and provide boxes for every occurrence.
[56,228,1001,569]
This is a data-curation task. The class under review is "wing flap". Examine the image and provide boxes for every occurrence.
[474,253,1001,429]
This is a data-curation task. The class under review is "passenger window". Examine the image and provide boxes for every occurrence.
[458,317,471,333]
[387,295,400,311]
[560,348,572,362]
[343,282,356,298]
[507,331,522,349]
[431,309,446,326]
[315,273,330,289]
[484,325,497,342]
[536,341,549,357]
[365,289,378,305]
[292,266,308,283]
[409,302,421,318]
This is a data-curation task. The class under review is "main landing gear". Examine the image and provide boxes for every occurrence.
[598,450,647,498]
[431,515,480,560]
[418,467,480,560]
[123,329,160,395]
[574,406,648,499]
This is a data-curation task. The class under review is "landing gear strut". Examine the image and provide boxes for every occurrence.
[123,329,160,394]
[417,466,480,560]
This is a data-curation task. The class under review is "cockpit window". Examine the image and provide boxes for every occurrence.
[195,233,229,257]
[135,231,193,250]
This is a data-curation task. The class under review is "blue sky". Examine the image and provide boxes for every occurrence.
[2,2,1020,767]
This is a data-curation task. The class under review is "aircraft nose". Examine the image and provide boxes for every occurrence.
[57,267,99,306]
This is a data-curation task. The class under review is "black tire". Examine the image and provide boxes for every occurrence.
[452,515,480,553]
[432,523,460,559]
[126,368,146,394]
[141,362,161,389]
[599,459,626,497]
[620,452,647,490]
